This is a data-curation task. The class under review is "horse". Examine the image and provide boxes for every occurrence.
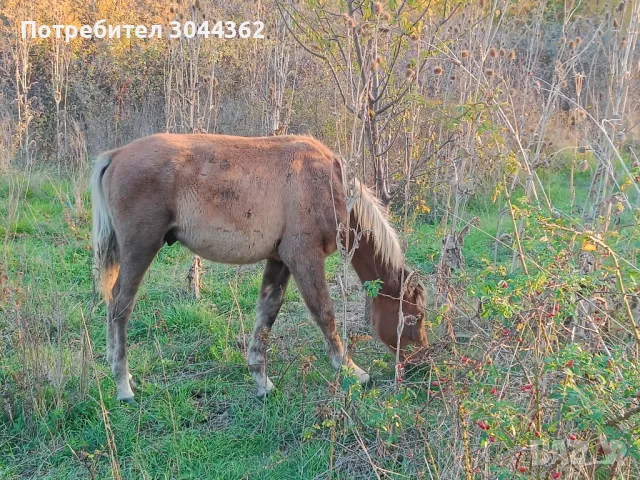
[91,133,426,402]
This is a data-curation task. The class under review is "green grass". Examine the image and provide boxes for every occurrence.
[0,172,401,479]
[1,165,637,479]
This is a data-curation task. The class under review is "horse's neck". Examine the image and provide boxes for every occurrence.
[348,231,401,297]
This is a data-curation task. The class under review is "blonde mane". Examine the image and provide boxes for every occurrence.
[352,180,404,270]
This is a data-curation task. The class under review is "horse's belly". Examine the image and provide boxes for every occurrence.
[176,224,279,264]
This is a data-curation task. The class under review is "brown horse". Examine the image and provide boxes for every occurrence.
[91,133,426,401]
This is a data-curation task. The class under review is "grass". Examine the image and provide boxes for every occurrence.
[1,164,637,479]
[0,171,398,479]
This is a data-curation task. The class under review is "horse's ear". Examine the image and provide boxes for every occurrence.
[457,216,480,245]
[404,271,420,297]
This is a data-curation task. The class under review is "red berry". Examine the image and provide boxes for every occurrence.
[569,433,577,440]
[489,435,495,442]
[552,472,561,479]
[566,359,574,367]
[486,359,492,365]
[547,312,555,318]
[502,281,508,288]
[431,381,440,387]
[477,420,490,430]
[522,384,533,391]
[490,387,497,395]
[554,304,560,311]
[503,328,510,336]
[518,466,527,472]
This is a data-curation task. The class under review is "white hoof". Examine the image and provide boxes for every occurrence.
[353,366,371,384]
[116,378,135,402]
[256,377,274,398]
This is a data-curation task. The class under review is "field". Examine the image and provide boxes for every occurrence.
[2,0,640,477]
[1,162,639,479]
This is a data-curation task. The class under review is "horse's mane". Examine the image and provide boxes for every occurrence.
[352,180,404,270]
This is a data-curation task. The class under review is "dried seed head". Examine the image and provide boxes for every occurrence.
[569,40,576,50]
[170,6,174,13]
[613,18,619,28]
[461,49,471,58]
[370,60,379,71]
[179,12,184,20]
[575,36,582,45]
[453,26,459,35]
[499,48,506,57]
[508,50,516,61]
[577,146,587,154]
[433,66,443,75]
[383,11,392,22]
[373,1,383,14]
[450,74,456,80]
[489,47,498,57]
[617,2,625,12]
[348,18,356,29]
[621,38,627,47]
[561,80,568,88]
[410,31,420,41]
[406,68,416,80]
[485,68,494,77]
[534,80,541,88]
[212,78,219,88]
[194,0,200,10]
[561,36,567,44]
[376,55,383,64]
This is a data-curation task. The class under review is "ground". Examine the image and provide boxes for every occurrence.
[1,165,639,479]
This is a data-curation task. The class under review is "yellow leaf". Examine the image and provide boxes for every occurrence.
[582,242,596,251]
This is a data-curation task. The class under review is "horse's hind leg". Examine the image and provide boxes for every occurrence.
[248,259,291,397]
[282,249,369,384]
[109,241,162,401]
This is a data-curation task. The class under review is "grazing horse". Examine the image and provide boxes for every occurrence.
[91,133,426,402]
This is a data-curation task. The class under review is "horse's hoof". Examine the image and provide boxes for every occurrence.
[352,365,370,385]
[256,378,274,398]
[119,396,138,407]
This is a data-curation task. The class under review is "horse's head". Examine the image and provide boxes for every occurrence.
[370,270,427,357]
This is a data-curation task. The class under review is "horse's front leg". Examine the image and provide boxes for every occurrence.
[283,249,370,385]
[248,259,291,397]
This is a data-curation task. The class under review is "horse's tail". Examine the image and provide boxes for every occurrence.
[351,180,404,269]
[91,152,119,303]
